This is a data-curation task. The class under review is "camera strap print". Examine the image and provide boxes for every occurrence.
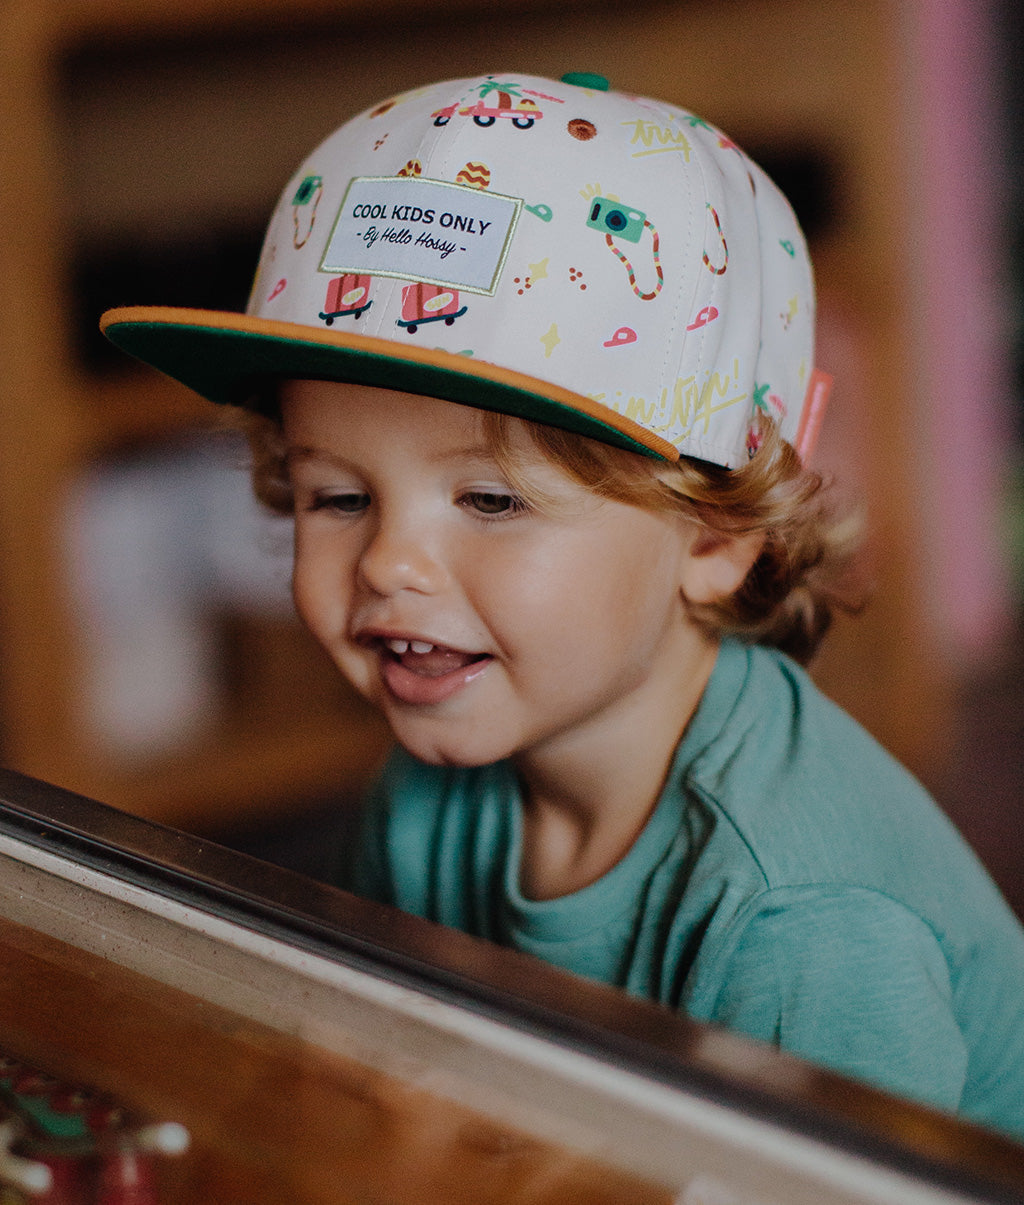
[604,221,663,300]
[701,204,729,276]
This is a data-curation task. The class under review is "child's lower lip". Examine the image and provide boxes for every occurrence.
[380,652,492,705]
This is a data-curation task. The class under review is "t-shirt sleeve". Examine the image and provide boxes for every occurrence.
[705,887,968,1112]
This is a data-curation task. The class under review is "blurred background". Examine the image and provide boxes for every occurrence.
[1,0,1021,913]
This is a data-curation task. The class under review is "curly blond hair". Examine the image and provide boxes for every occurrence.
[232,400,864,666]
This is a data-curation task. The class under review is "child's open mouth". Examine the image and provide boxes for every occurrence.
[379,637,492,705]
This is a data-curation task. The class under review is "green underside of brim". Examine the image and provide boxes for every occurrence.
[105,319,664,459]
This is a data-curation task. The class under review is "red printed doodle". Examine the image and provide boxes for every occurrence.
[456,162,491,189]
[397,283,468,333]
[320,275,373,324]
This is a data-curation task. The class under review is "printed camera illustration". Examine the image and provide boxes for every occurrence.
[586,197,647,244]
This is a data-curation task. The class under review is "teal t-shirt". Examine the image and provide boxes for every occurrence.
[349,638,1024,1140]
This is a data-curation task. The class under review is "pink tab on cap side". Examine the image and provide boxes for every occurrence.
[794,368,832,462]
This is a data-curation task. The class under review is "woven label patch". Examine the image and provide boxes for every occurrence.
[320,176,522,295]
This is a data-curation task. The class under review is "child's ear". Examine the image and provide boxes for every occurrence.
[680,526,766,605]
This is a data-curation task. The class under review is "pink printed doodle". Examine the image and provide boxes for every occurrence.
[461,93,541,129]
[603,327,638,348]
[686,305,719,331]
[522,89,565,104]
[752,383,787,421]
[267,278,287,303]
[794,369,833,462]
[433,80,548,130]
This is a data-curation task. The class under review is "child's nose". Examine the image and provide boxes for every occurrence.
[357,516,447,596]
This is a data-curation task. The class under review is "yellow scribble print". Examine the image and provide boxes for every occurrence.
[580,182,620,203]
[540,324,560,358]
[621,119,691,160]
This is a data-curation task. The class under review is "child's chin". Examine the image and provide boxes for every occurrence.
[390,727,512,770]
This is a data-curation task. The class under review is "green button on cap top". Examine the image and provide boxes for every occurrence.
[560,72,610,91]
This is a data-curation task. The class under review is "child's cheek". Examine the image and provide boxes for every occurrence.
[291,534,345,646]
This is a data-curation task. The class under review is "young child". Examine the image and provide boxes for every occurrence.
[101,71,1024,1138]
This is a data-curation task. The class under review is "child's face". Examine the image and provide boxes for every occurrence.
[281,380,714,770]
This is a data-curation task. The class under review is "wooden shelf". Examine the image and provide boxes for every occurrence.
[41,0,553,47]
[78,371,222,455]
[88,708,391,832]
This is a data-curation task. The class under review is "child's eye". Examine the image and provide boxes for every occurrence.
[460,490,529,518]
[306,491,370,515]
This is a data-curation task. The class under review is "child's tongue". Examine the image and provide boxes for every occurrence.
[397,643,482,678]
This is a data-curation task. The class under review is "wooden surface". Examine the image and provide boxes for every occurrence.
[3,769,1024,1205]
[0,916,672,1205]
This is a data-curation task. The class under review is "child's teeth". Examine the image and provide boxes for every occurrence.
[384,638,436,655]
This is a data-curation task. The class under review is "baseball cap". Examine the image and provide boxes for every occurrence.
[100,71,830,468]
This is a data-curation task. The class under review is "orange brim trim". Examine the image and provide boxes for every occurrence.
[100,306,679,461]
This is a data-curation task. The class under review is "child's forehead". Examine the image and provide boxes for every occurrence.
[280,379,523,459]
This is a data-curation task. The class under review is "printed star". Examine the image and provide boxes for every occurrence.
[528,257,550,282]
[540,323,561,358]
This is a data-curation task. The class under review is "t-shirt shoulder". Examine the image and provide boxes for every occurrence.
[682,641,973,899]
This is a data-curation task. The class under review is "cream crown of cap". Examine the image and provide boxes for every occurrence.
[102,71,829,468]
